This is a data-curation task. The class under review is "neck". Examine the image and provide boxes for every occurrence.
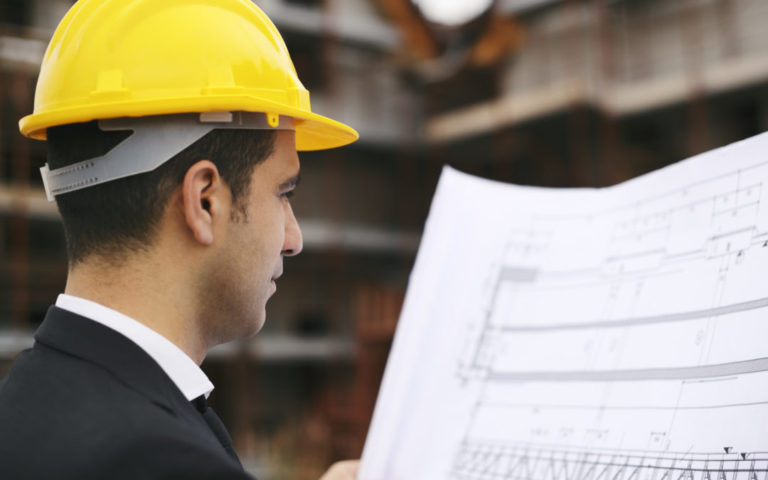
[64,253,209,365]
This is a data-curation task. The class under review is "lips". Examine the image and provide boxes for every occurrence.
[271,268,283,283]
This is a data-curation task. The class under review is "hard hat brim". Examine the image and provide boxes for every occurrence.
[19,94,359,151]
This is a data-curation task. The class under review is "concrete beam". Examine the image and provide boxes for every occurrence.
[257,0,399,49]
[426,55,768,143]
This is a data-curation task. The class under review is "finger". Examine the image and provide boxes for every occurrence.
[320,460,360,480]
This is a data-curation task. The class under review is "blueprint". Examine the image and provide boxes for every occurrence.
[359,133,768,480]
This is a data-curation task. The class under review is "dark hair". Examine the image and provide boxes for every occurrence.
[47,120,276,265]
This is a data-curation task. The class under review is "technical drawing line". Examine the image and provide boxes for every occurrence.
[709,227,756,241]
[666,250,705,260]
[487,357,768,382]
[531,266,682,282]
[450,443,768,480]
[453,446,768,466]
[541,267,605,277]
[495,267,684,291]
[495,295,768,332]
[683,376,739,383]
[612,226,671,241]
[478,399,768,412]
[451,462,768,480]
[713,200,761,216]
[499,267,539,283]
[457,440,768,459]
[605,248,666,262]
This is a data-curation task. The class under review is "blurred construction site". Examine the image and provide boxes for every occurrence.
[1,0,767,477]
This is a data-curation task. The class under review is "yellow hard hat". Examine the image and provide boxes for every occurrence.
[18,0,358,151]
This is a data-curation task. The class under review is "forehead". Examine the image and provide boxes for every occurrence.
[271,130,299,169]
[253,130,300,180]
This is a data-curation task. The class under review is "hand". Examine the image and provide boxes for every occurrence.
[319,460,360,480]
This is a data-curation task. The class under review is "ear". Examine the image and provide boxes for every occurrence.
[181,160,227,245]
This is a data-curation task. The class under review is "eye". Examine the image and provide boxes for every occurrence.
[280,190,295,200]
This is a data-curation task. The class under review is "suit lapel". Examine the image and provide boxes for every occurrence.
[35,306,188,414]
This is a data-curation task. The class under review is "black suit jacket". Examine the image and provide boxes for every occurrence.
[0,306,255,479]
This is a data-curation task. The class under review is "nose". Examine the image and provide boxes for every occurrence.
[282,202,303,256]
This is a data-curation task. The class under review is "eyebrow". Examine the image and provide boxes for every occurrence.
[279,172,301,190]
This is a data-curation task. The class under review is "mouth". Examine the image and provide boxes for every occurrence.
[270,270,282,293]
[271,266,283,283]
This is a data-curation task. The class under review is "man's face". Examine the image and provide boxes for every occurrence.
[203,130,302,343]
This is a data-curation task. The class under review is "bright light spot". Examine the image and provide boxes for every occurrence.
[414,0,494,26]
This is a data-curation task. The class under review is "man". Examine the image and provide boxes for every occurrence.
[0,0,359,478]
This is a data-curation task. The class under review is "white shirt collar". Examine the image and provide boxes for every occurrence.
[55,293,214,401]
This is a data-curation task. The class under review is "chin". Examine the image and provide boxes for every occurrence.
[246,320,266,338]
[244,309,267,337]
[211,308,266,346]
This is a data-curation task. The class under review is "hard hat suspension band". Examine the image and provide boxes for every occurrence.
[40,112,294,201]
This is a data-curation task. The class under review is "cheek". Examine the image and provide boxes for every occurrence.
[247,219,281,261]
[239,203,288,259]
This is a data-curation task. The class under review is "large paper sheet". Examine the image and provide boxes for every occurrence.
[359,133,768,480]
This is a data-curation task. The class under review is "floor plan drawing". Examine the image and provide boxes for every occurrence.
[359,133,768,480]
